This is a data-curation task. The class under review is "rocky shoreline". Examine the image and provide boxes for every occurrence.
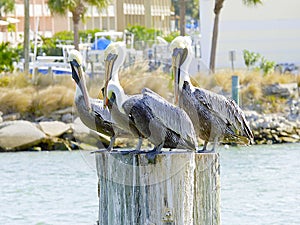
[0,105,300,152]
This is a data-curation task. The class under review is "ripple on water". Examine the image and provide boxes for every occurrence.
[0,145,300,224]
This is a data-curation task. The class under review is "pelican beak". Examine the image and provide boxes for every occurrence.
[172,48,186,105]
[70,59,91,110]
[104,53,118,108]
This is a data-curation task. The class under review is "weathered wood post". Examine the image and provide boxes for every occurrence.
[95,151,220,225]
[231,75,239,105]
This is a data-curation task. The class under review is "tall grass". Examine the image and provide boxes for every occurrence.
[193,69,299,112]
[0,73,75,117]
[0,69,299,117]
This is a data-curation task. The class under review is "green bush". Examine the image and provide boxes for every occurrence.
[243,49,261,69]
[0,42,19,73]
[126,25,162,41]
[163,31,180,43]
[260,57,275,75]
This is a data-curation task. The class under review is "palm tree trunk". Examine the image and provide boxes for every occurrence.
[73,13,80,50]
[209,0,225,73]
[24,0,30,75]
[179,0,186,36]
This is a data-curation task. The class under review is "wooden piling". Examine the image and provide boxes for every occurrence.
[95,151,220,225]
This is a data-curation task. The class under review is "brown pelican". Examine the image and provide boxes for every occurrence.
[69,49,117,151]
[170,36,253,152]
[103,42,198,156]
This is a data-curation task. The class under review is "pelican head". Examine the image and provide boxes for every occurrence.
[170,36,193,104]
[69,49,91,110]
[103,42,126,108]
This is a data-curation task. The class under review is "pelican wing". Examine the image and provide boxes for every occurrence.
[90,98,113,122]
[142,88,197,146]
[193,87,253,139]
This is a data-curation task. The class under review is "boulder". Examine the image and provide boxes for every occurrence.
[2,113,21,121]
[72,117,110,148]
[39,121,71,137]
[61,113,74,123]
[0,120,46,151]
[264,83,298,98]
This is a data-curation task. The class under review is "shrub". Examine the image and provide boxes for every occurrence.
[260,57,276,75]
[243,49,261,69]
[0,42,19,73]
[163,31,180,43]
[0,87,34,114]
[33,85,74,116]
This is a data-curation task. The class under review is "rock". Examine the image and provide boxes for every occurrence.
[264,83,298,98]
[52,107,74,115]
[0,111,2,123]
[2,113,21,121]
[72,117,110,148]
[279,131,290,137]
[291,134,300,140]
[281,136,298,143]
[35,116,53,122]
[0,120,46,151]
[61,113,74,123]
[39,121,71,137]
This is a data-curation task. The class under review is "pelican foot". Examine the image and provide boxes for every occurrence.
[90,149,107,154]
[120,149,145,155]
[146,149,162,162]
[197,149,214,153]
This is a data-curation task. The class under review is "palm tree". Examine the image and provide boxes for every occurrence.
[209,0,262,73]
[48,0,109,50]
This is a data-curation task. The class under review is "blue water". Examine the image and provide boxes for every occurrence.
[0,144,299,224]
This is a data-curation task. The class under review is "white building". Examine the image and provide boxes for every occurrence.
[200,0,300,70]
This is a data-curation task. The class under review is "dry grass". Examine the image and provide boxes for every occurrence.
[0,87,35,114]
[0,73,75,116]
[0,68,299,116]
[120,65,173,101]
[33,85,74,116]
[192,69,299,113]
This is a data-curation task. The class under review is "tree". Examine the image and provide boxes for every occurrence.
[48,0,109,50]
[0,0,15,33]
[209,0,262,73]
[172,0,199,35]
[0,0,14,19]
[24,0,30,75]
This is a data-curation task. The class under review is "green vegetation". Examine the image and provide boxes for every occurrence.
[126,25,162,42]
[47,0,109,50]
[0,42,19,73]
[163,31,180,43]
[243,49,276,75]
[243,49,261,69]
[260,57,276,75]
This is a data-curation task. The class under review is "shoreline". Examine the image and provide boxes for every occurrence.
[1,107,299,152]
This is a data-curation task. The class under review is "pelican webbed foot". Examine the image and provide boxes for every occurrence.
[90,149,108,154]
[120,149,145,155]
[197,139,217,153]
[146,142,164,161]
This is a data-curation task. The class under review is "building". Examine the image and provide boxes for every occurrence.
[0,0,172,44]
[200,0,300,69]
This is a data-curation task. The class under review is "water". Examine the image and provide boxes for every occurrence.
[0,144,299,225]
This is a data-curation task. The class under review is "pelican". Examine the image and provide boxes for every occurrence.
[170,36,253,152]
[69,49,118,151]
[103,42,144,153]
[103,42,198,156]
